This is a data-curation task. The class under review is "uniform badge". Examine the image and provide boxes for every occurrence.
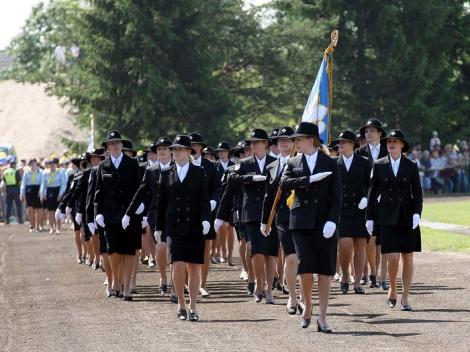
[234,164,241,171]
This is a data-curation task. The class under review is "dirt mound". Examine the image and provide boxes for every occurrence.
[0,80,87,160]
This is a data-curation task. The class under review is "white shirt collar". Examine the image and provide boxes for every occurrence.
[176,162,190,182]
[279,154,289,166]
[220,159,229,170]
[390,155,401,166]
[193,155,202,166]
[159,160,171,169]
[304,150,318,173]
[111,153,123,167]
[369,143,380,150]
[255,155,266,172]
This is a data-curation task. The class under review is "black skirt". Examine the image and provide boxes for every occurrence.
[277,223,296,256]
[292,229,337,276]
[167,234,205,264]
[245,222,279,257]
[25,185,41,208]
[45,187,60,211]
[234,223,249,242]
[338,215,369,238]
[379,225,421,254]
[104,218,142,255]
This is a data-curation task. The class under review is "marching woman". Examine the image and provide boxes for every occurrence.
[94,131,141,301]
[231,129,278,304]
[155,135,211,321]
[366,129,423,311]
[261,126,299,314]
[280,122,341,331]
[40,158,67,234]
[334,130,371,294]
[20,159,43,232]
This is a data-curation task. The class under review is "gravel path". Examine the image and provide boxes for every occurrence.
[1,224,470,352]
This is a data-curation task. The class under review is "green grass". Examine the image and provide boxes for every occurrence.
[422,200,470,226]
[421,227,470,253]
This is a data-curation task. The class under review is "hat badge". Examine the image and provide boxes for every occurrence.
[110,132,115,137]
[176,137,180,141]
[340,133,344,137]
[252,132,256,136]
[273,131,278,135]
[367,120,372,125]
[159,138,164,143]
[189,135,193,140]
[391,131,396,136]
[281,128,286,133]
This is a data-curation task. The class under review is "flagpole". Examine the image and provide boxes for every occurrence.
[265,30,339,235]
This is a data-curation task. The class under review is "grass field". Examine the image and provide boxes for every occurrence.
[422,199,470,226]
[421,227,470,253]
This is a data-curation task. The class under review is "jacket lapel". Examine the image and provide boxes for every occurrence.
[301,154,311,176]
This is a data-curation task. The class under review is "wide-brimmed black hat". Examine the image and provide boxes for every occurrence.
[87,148,105,161]
[122,140,137,157]
[276,126,294,139]
[70,156,81,167]
[231,140,251,158]
[202,146,217,157]
[356,129,366,140]
[268,128,280,146]
[381,129,410,153]
[328,140,339,150]
[359,119,386,137]
[290,122,323,143]
[214,142,230,152]
[334,130,359,148]
[170,135,195,152]
[247,128,269,142]
[51,157,60,165]
[188,132,207,147]
[101,130,129,148]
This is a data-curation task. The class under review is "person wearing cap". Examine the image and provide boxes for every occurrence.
[40,158,67,234]
[94,130,142,301]
[188,132,220,298]
[229,128,278,304]
[214,142,235,266]
[333,130,371,295]
[327,140,339,157]
[355,118,388,290]
[261,126,300,314]
[202,146,217,161]
[155,134,211,321]
[20,159,43,231]
[279,121,341,331]
[2,160,23,225]
[126,137,173,296]
[86,148,114,296]
[268,128,281,159]
[356,130,367,148]
[366,129,423,311]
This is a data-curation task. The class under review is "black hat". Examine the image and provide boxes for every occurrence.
[170,135,195,152]
[138,152,147,163]
[356,129,366,140]
[202,146,217,157]
[188,132,207,147]
[334,130,359,149]
[268,128,280,146]
[151,136,172,152]
[231,140,251,158]
[70,157,81,167]
[214,142,230,152]
[122,140,137,157]
[51,157,60,165]
[359,119,386,137]
[101,130,128,148]
[87,148,105,161]
[290,122,323,143]
[276,126,295,139]
[247,128,269,142]
[328,140,339,150]
[381,129,410,153]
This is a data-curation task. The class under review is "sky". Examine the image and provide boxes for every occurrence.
[0,0,270,51]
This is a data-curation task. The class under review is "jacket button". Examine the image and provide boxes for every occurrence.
[343,185,346,188]
[186,217,190,221]
[177,218,180,222]
[389,188,392,191]
[314,199,318,204]
[352,193,356,196]
[186,207,190,211]
[256,197,260,201]
[344,202,348,206]
[177,208,180,211]
[306,189,309,192]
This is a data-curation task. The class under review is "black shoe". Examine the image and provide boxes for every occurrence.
[254,293,263,303]
[301,317,311,329]
[369,275,377,288]
[170,293,178,304]
[276,282,283,292]
[286,305,297,315]
[387,298,397,308]
[160,284,168,295]
[381,281,390,291]
[272,277,278,290]
[340,282,349,294]
[400,300,412,311]
[317,320,332,333]
[142,257,149,265]
[177,309,187,321]
[360,276,368,285]
[113,291,123,298]
[282,286,289,295]
[188,310,199,321]
[354,286,365,294]
[184,286,189,294]
[122,296,133,301]
[246,282,255,295]
[297,303,305,315]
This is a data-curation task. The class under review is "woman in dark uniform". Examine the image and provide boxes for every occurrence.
[156,135,211,321]
[280,122,341,332]
[334,130,371,294]
[94,130,141,301]
[367,129,423,311]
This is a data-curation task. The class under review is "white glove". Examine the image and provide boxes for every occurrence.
[135,203,145,215]
[412,214,420,229]
[358,197,368,210]
[65,206,73,220]
[95,214,105,228]
[210,200,217,212]
[260,223,269,237]
[252,175,267,182]
[322,221,336,238]
[377,195,381,203]
[121,215,130,230]
[202,221,211,235]
[309,171,332,183]
[54,208,63,222]
[75,213,82,226]
[87,222,96,234]
[154,231,162,244]
[141,216,148,229]
[366,220,374,236]
[214,219,225,233]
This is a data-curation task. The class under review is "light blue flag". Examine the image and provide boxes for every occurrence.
[301,58,330,143]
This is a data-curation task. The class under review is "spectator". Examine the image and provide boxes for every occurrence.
[2,161,23,224]
[430,131,441,151]
[420,150,432,193]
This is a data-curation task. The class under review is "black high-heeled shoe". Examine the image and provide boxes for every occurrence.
[297,303,305,315]
[286,305,297,315]
[160,284,168,295]
[354,286,365,294]
[340,282,349,294]
[282,286,289,295]
[122,295,133,301]
[387,298,397,308]
[301,317,311,329]
[254,293,263,303]
[400,300,412,311]
[177,309,187,321]
[246,282,255,295]
[317,320,332,333]
[188,310,199,321]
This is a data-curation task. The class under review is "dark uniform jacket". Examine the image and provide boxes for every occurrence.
[337,155,371,217]
[198,157,220,203]
[367,155,423,226]
[94,154,140,225]
[261,158,291,226]
[86,166,99,225]
[156,163,211,237]
[232,154,277,223]
[355,143,388,167]
[59,172,81,213]
[280,152,342,231]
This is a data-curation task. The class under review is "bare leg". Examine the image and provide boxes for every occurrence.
[264,255,276,300]
[317,274,331,326]
[227,226,235,264]
[91,235,100,267]
[386,252,400,299]
[109,253,122,293]
[238,239,248,273]
[300,274,313,319]
[172,261,186,310]
[246,242,254,283]
[401,253,414,306]
[121,254,135,297]
[338,238,353,284]
[252,254,265,295]
[102,253,113,292]
[74,230,82,261]
[366,236,377,277]
[200,240,211,292]
[353,238,367,288]
[156,243,168,285]
[284,254,298,306]
[187,263,201,311]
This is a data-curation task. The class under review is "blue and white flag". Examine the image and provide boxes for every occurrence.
[301,58,330,144]
[87,115,94,153]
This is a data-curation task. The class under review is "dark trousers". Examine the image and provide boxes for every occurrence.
[6,187,22,223]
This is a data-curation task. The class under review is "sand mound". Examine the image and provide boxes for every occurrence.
[0,80,87,160]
